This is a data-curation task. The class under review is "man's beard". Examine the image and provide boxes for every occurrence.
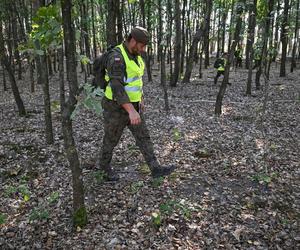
[131,46,140,56]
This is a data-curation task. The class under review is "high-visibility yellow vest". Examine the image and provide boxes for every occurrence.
[104,44,144,102]
[218,58,227,71]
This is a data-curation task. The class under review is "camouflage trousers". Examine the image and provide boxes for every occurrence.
[214,70,225,84]
[98,97,159,171]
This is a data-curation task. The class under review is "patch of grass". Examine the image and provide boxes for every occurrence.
[73,206,88,227]
[48,191,60,204]
[129,181,144,194]
[51,100,61,112]
[251,172,278,184]
[151,212,162,229]
[4,185,18,197]
[159,199,194,219]
[280,218,290,225]
[172,128,182,141]
[29,208,49,222]
[159,200,177,215]
[222,159,231,170]
[168,171,185,182]
[4,183,31,201]
[151,177,164,188]
[137,164,151,175]
[93,170,107,184]
[0,213,7,225]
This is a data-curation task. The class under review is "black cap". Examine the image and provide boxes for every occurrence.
[130,26,149,45]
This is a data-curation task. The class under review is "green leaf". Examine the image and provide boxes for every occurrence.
[0,213,7,225]
[151,177,164,187]
[29,208,49,221]
[151,212,162,228]
[93,87,104,96]
[80,55,91,65]
[4,185,17,197]
[93,170,106,184]
[48,191,60,204]
[35,49,45,56]
[24,194,30,202]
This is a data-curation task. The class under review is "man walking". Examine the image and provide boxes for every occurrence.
[214,52,228,85]
[96,27,175,181]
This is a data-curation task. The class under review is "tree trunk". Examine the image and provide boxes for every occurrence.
[61,0,87,228]
[2,63,7,91]
[10,9,22,81]
[203,0,212,68]
[182,26,203,83]
[291,0,299,72]
[0,24,26,116]
[33,0,54,144]
[14,0,35,91]
[145,0,152,82]
[161,48,170,112]
[167,0,172,74]
[199,49,203,78]
[30,61,35,93]
[246,0,257,95]
[107,0,118,47]
[245,0,257,69]
[217,10,221,57]
[139,0,146,27]
[255,0,274,89]
[221,2,227,54]
[91,0,97,57]
[274,0,280,62]
[58,47,65,113]
[227,0,235,53]
[47,54,53,76]
[279,0,289,77]
[170,0,181,87]
[116,0,123,44]
[215,0,244,116]
[180,0,187,75]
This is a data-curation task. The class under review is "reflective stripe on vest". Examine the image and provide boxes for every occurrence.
[105,44,144,102]
[109,82,142,92]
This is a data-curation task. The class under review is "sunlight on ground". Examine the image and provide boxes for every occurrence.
[255,139,265,150]
[222,105,234,115]
[185,131,204,142]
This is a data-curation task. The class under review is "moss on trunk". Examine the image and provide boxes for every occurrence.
[73,206,88,227]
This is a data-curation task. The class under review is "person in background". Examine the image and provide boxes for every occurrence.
[252,46,262,69]
[214,52,230,85]
[234,46,243,68]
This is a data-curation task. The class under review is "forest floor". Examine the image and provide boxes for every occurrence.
[0,63,299,250]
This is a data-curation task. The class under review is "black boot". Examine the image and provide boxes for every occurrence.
[103,168,120,181]
[214,76,218,84]
[96,160,119,181]
[151,165,176,178]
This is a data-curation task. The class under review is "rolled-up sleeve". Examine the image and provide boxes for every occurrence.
[106,52,130,105]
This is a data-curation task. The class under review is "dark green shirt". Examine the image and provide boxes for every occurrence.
[106,42,141,105]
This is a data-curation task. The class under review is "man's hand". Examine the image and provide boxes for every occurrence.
[121,103,141,125]
[128,109,141,125]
